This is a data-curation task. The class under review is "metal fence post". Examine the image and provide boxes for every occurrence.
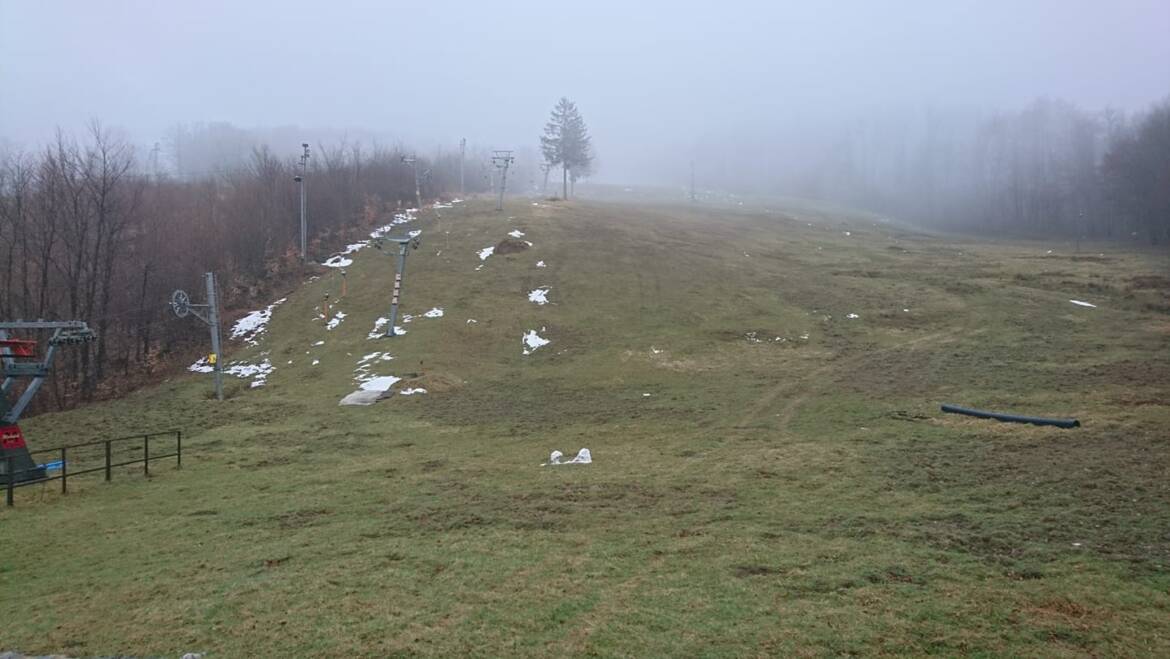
[143,435,150,477]
[60,446,67,494]
[104,440,112,482]
[176,431,182,469]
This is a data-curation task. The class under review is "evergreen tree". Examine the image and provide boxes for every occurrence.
[540,97,593,199]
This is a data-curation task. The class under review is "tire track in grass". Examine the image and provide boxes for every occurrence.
[735,330,960,433]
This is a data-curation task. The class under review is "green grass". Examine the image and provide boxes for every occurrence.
[3,194,1169,656]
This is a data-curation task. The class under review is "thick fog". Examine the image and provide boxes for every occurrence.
[2,0,1168,189]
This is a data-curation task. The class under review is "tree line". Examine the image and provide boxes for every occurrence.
[695,96,1169,245]
[0,122,482,412]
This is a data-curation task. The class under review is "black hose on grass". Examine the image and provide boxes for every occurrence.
[940,403,1080,429]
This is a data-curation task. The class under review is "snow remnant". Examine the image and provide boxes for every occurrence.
[522,329,550,355]
[326,311,347,330]
[846,313,860,319]
[536,260,546,268]
[321,255,353,268]
[399,388,427,395]
[230,298,288,345]
[367,317,388,339]
[423,307,444,318]
[543,448,592,466]
[1069,299,1097,308]
[508,230,526,238]
[528,287,551,305]
[477,246,495,261]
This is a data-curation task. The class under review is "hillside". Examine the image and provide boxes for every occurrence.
[4,194,1170,656]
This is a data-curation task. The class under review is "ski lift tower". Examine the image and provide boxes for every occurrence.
[1,321,96,483]
[491,150,514,211]
[374,234,422,337]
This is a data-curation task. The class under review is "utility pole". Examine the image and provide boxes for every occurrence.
[171,273,224,400]
[459,138,466,197]
[401,154,420,208]
[295,143,310,261]
[491,150,514,211]
[683,159,692,201]
[540,162,551,194]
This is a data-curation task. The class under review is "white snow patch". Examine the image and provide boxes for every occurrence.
[408,229,422,238]
[651,346,662,354]
[1069,299,1097,308]
[528,287,551,305]
[230,298,287,345]
[543,448,592,466]
[536,260,546,268]
[367,317,389,338]
[224,358,275,387]
[477,246,495,260]
[393,326,407,335]
[508,229,526,238]
[326,311,347,330]
[321,255,353,268]
[844,231,852,237]
[312,359,320,366]
[399,388,427,395]
[313,340,325,346]
[475,264,484,271]
[466,319,478,324]
[188,357,213,373]
[846,313,860,319]
[522,329,550,355]
[423,307,444,318]
[359,375,401,392]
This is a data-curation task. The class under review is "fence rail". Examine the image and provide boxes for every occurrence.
[5,430,181,507]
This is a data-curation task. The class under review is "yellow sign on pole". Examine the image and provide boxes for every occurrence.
[208,353,217,365]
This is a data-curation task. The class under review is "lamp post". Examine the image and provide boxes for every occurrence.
[295,142,310,261]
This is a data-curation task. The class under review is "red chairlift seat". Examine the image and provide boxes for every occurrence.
[0,339,38,358]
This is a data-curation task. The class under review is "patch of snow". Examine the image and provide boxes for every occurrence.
[423,307,444,318]
[525,241,533,246]
[543,448,592,466]
[643,393,652,397]
[475,264,484,271]
[313,340,325,346]
[1069,299,1097,308]
[399,388,427,395]
[508,229,526,238]
[326,311,347,330]
[466,319,478,324]
[651,346,662,354]
[367,317,388,338]
[536,260,546,268]
[528,287,551,305]
[311,359,320,366]
[846,313,860,319]
[393,326,407,335]
[477,246,495,261]
[321,255,353,268]
[903,308,910,312]
[188,357,213,373]
[408,229,422,238]
[844,231,852,237]
[230,298,288,345]
[359,375,401,392]
[223,358,275,387]
[522,329,550,355]
[800,333,809,340]
[451,198,464,204]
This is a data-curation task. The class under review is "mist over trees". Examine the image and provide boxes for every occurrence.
[0,125,482,411]
[690,96,1170,245]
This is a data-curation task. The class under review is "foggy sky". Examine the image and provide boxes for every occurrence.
[2,0,1168,183]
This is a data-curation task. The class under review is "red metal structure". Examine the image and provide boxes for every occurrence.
[1,321,95,483]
